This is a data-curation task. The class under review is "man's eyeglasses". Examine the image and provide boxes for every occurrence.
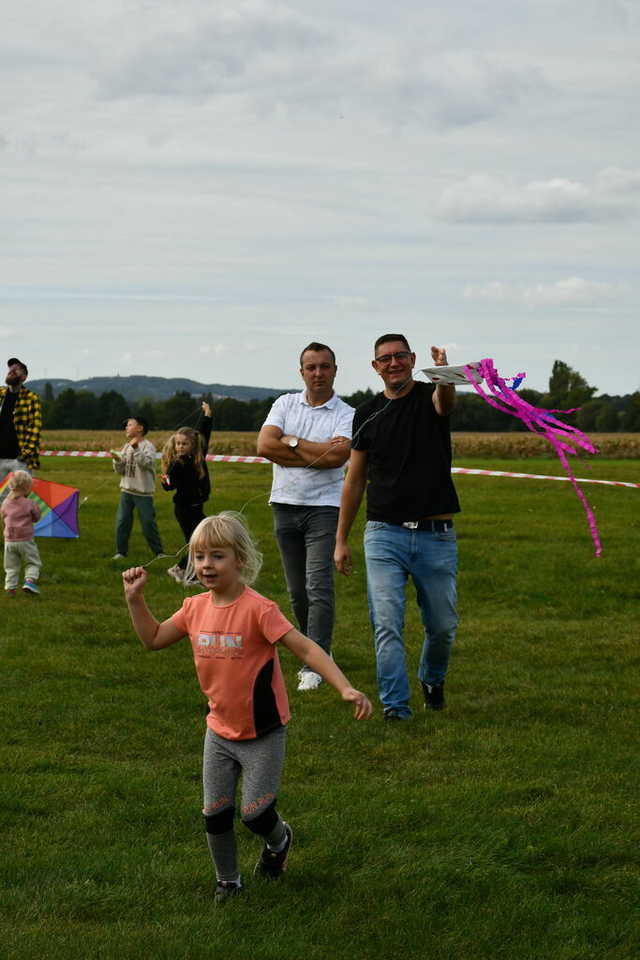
[374,350,412,366]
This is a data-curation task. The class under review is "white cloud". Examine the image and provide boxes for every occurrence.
[2,2,640,396]
[324,294,368,308]
[199,343,228,356]
[464,277,627,307]
[463,281,511,303]
[99,2,330,102]
[523,277,626,307]
[77,4,546,133]
[595,166,640,194]
[439,171,640,223]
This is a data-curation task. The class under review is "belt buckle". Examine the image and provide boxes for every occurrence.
[402,520,419,529]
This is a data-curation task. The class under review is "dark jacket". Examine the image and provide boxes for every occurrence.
[161,414,212,506]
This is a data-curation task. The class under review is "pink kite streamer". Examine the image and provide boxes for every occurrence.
[463,358,602,557]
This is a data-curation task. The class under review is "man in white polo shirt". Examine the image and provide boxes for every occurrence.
[257,342,354,691]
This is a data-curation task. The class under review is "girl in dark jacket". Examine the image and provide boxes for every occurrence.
[161,401,213,581]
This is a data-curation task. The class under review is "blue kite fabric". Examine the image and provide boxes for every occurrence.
[0,474,80,539]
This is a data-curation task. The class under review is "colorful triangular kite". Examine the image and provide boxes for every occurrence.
[0,474,80,539]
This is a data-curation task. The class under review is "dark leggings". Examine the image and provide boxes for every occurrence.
[174,502,205,568]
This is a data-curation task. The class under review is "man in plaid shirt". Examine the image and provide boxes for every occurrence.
[0,358,42,482]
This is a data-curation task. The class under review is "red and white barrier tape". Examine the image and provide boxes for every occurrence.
[450,467,639,490]
[40,450,269,463]
[38,450,640,489]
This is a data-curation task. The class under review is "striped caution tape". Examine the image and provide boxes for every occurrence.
[450,467,640,490]
[38,450,640,489]
[40,450,269,463]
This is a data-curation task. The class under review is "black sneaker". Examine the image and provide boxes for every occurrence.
[254,822,292,879]
[422,681,446,710]
[383,709,406,721]
[214,879,242,905]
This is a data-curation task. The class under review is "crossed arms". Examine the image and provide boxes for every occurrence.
[257,426,351,469]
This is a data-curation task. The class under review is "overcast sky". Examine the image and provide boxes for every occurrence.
[2,0,638,396]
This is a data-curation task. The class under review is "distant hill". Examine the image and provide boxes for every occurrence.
[28,375,294,403]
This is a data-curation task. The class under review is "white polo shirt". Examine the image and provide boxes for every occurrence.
[263,391,354,507]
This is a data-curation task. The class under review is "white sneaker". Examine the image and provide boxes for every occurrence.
[112,553,126,560]
[297,670,322,692]
[167,565,185,583]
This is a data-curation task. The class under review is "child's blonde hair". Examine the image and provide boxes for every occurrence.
[188,512,263,585]
[8,470,32,498]
[161,428,206,478]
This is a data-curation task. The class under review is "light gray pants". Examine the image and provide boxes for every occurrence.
[4,539,41,590]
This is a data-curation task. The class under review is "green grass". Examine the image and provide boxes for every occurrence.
[1,456,639,959]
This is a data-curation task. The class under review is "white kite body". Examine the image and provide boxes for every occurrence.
[421,362,482,385]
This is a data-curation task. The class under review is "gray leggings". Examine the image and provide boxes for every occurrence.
[203,725,287,821]
[203,726,288,881]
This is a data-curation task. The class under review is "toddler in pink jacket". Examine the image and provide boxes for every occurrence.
[1,470,41,595]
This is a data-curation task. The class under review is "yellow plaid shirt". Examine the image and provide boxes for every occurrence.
[0,386,42,470]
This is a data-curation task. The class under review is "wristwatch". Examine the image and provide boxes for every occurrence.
[287,437,299,448]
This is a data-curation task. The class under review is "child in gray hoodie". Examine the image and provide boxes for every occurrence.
[111,416,164,559]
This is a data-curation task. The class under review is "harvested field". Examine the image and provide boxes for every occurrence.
[41,430,640,459]
[41,429,260,456]
[452,432,640,459]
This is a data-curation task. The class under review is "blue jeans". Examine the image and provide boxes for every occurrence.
[364,521,458,717]
[115,492,163,556]
[272,504,338,668]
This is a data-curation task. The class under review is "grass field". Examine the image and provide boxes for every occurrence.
[1,452,639,960]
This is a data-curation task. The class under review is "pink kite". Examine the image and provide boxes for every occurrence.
[462,359,601,557]
[423,359,602,556]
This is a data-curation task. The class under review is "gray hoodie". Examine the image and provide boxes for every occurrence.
[113,438,157,496]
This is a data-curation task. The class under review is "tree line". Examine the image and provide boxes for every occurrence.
[38,361,640,432]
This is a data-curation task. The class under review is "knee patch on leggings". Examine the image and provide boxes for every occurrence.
[241,799,278,836]
[204,806,235,835]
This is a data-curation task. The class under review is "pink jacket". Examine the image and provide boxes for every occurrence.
[1,496,40,542]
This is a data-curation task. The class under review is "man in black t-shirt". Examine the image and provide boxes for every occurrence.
[334,335,459,720]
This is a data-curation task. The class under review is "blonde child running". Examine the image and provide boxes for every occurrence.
[122,511,372,903]
[160,401,213,582]
[1,470,41,596]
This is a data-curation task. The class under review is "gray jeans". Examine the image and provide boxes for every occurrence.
[272,503,338,666]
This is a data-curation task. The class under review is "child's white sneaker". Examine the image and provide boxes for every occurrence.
[167,565,185,583]
[297,670,322,691]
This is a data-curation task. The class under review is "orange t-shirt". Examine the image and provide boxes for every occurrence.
[171,587,293,741]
